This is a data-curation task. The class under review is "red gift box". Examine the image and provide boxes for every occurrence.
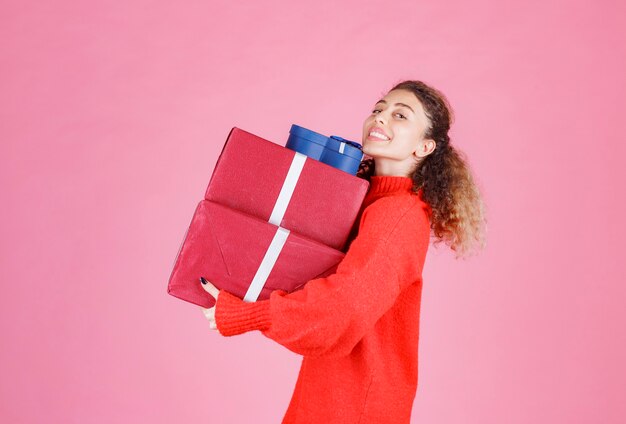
[205,127,369,251]
[167,200,345,308]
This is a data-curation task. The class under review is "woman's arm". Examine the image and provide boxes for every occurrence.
[215,197,430,358]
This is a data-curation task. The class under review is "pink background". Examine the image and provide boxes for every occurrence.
[1,1,625,422]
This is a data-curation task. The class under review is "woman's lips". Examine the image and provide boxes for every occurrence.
[366,134,391,141]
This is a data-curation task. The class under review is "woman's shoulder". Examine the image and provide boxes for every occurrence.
[364,192,430,218]
[360,194,431,239]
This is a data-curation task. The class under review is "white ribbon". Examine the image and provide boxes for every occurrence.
[268,152,307,226]
[243,152,306,302]
[243,227,290,302]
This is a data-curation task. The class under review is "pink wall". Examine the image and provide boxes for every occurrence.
[1,0,625,422]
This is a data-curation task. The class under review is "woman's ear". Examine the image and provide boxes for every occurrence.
[414,138,436,159]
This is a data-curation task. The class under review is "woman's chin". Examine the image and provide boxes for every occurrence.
[362,144,383,157]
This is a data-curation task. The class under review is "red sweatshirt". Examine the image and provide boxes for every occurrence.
[215,175,432,423]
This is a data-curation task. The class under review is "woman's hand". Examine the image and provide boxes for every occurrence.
[199,277,220,331]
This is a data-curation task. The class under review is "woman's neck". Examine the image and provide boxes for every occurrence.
[373,156,418,178]
[360,175,414,210]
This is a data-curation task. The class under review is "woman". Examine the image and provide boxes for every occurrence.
[200,80,487,423]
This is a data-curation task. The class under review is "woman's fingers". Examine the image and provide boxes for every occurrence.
[200,306,217,330]
[199,277,219,331]
[199,276,220,301]
[198,278,220,331]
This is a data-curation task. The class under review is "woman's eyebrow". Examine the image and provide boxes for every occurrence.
[375,100,414,113]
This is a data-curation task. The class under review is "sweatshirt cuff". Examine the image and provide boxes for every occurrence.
[215,289,272,336]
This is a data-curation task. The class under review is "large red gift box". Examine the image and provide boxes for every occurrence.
[205,127,369,251]
[167,200,345,308]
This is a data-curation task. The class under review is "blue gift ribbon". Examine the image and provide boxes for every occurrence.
[328,135,363,151]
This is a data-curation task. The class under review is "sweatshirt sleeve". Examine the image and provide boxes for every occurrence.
[214,197,431,358]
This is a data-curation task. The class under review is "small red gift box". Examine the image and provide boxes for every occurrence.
[167,200,345,308]
[205,127,369,251]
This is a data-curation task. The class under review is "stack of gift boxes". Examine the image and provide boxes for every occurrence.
[167,125,369,308]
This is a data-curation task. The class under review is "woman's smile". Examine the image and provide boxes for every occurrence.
[367,127,391,141]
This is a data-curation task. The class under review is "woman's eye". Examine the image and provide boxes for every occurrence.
[371,109,405,119]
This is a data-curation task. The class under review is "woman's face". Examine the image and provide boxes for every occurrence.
[361,89,435,176]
